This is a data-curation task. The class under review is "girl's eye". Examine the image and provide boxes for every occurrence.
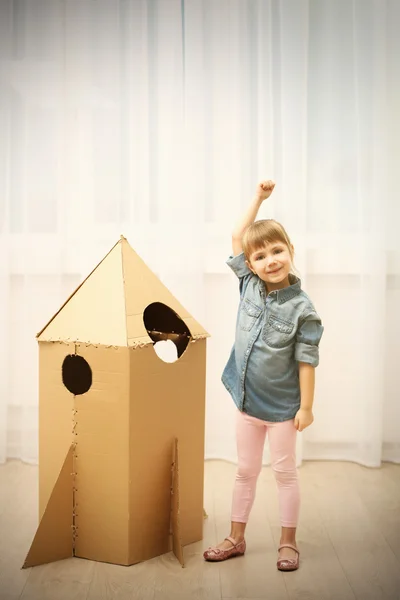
[274,249,283,254]
[256,255,264,261]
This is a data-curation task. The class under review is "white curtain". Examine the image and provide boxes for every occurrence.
[0,0,399,468]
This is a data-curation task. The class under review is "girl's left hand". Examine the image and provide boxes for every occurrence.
[294,408,314,432]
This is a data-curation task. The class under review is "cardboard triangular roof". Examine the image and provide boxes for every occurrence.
[37,236,209,347]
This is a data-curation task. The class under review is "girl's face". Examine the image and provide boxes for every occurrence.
[246,241,293,291]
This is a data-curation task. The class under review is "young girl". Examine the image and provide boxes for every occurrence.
[203,180,323,571]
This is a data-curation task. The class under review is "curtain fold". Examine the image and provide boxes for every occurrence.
[0,0,398,467]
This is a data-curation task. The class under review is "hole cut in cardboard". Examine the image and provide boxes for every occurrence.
[153,339,179,363]
[62,354,92,395]
[144,302,191,360]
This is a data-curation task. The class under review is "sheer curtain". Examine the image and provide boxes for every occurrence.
[0,0,398,468]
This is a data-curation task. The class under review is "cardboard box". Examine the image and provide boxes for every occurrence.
[24,236,209,568]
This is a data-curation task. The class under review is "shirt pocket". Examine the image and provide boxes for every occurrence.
[262,314,295,348]
[239,299,262,331]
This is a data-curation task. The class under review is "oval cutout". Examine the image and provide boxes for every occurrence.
[143,302,191,360]
[62,354,92,395]
[153,339,179,363]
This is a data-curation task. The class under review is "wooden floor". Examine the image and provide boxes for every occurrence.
[0,459,399,600]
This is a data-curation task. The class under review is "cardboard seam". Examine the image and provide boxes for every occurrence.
[120,245,132,566]
[169,449,175,550]
[38,336,209,347]
[37,339,122,349]
[127,336,207,349]
[72,343,78,554]
[120,236,130,348]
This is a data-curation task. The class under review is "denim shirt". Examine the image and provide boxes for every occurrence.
[221,252,324,422]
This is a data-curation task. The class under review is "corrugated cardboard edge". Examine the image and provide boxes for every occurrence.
[170,438,184,567]
[36,239,122,339]
[22,445,74,568]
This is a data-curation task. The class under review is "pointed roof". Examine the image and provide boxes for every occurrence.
[37,236,209,347]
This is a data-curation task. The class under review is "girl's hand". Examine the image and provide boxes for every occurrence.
[294,408,314,432]
[255,180,275,202]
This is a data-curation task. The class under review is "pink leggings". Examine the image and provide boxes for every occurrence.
[231,410,300,528]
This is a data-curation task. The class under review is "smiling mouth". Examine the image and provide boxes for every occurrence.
[267,267,282,274]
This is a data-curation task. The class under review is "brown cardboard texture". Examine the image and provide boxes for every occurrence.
[24,236,209,568]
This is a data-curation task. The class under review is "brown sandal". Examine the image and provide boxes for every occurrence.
[277,543,300,571]
[203,536,246,562]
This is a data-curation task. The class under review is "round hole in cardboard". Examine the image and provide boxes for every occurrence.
[62,354,92,395]
[143,302,191,360]
[153,339,179,363]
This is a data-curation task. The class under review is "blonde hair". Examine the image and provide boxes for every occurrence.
[242,219,296,273]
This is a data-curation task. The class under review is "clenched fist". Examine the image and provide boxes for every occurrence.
[255,180,275,202]
[294,408,314,432]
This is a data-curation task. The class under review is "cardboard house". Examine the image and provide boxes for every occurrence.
[24,236,209,568]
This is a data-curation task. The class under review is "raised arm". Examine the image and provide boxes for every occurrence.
[232,180,276,256]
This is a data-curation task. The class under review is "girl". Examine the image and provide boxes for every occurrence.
[203,180,323,571]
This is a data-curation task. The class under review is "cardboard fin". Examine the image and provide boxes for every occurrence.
[170,438,184,567]
[23,446,74,568]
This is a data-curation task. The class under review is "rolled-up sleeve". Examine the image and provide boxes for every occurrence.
[294,311,324,367]
[226,252,252,278]
[226,252,254,297]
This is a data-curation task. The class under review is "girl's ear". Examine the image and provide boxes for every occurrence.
[246,259,256,274]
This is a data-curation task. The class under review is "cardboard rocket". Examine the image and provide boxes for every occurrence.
[23,236,209,568]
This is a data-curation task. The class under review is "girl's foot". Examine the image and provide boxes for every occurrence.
[277,543,299,571]
[203,536,246,562]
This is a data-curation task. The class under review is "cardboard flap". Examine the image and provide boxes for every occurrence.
[23,446,74,568]
[170,438,184,567]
